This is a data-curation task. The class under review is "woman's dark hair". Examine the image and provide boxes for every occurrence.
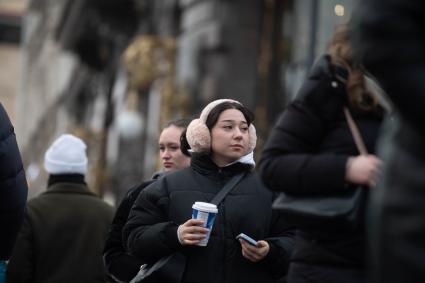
[205,101,254,130]
[163,118,192,130]
[179,128,191,157]
[163,118,192,157]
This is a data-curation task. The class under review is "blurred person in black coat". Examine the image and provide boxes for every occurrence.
[352,1,425,282]
[259,25,383,283]
[103,118,191,283]
[0,103,28,281]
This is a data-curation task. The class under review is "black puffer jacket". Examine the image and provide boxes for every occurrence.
[260,56,383,269]
[124,153,294,283]
[103,177,158,282]
[0,103,28,260]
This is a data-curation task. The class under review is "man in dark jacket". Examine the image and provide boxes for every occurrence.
[0,103,28,281]
[352,1,425,282]
[7,134,114,283]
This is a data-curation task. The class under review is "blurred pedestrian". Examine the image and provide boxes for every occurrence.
[7,134,114,283]
[352,1,425,282]
[0,103,28,283]
[124,99,294,283]
[259,24,383,283]
[103,118,192,283]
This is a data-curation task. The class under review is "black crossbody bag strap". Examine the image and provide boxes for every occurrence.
[210,173,246,206]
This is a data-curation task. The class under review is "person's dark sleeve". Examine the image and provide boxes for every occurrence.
[123,179,181,264]
[0,103,28,260]
[352,0,425,134]
[103,185,149,282]
[6,214,34,283]
[259,97,349,195]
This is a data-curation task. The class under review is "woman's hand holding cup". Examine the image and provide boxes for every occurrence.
[177,219,209,246]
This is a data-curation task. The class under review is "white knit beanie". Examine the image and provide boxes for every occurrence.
[186,99,257,152]
[44,134,88,175]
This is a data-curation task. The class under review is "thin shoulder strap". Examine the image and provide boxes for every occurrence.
[211,173,246,206]
[331,64,369,157]
[343,107,368,156]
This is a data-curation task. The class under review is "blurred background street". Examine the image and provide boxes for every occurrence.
[0,0,353,205]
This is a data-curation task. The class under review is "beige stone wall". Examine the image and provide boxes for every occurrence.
[0,0,27,13]
[0,44,20,124]
[0,0,26,123]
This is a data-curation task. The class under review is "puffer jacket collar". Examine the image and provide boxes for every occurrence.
[44,182,96,197]
[190,152,253,178]
[309,55,349,82]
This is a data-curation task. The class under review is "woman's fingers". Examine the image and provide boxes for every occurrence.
[241,248,259,262]
[183,219,205,227]
[240,242,259,261]
[180,234,205,245]
[368,156,383,187]
[184,229,208,240]
[183,239,203,245]
[184,226,208,234]
[178,219,209,245]
[240,240,269,262]
[346,155,384,186]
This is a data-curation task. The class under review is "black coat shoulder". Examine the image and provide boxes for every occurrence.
[259,55,382,195]
[0,103,28,260]
[294,55,348,122]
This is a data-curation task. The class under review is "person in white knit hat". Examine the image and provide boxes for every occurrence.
[124,99,294,283]
[7,134,114,283]
[44,134,88,175]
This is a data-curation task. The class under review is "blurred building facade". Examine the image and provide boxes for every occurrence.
[15,0,354,203]
[0,0,26,122]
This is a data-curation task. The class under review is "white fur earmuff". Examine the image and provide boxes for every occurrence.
[186,99,257,152]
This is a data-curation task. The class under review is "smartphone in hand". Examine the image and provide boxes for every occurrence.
[236,233,258,246]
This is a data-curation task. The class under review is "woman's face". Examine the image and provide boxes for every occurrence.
[159,126,191,172]
[210,109,250,167]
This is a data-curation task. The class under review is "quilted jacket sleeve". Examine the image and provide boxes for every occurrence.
[123,178,181,264]
[259,75,349,195]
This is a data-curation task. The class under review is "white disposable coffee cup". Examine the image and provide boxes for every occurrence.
[192,202,218,246]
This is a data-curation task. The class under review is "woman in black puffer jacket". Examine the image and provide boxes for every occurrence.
[124,99,294,283]
[259,24,383,283]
